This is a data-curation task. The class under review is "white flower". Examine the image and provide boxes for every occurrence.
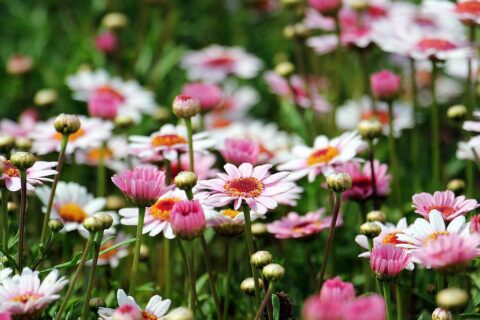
[96,232,130,268]
[76,136,130,172]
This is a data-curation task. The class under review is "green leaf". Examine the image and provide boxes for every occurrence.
[460,313,480,319]
[272,294,280,320]
[98,238,136,256]
[0,248,18,272]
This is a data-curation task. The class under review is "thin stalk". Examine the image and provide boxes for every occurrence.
[164,158,172,185]
[466,26,476,197]
[367,139,379,210]
[431,60,440,190]
[96,142,107,197]
[200,235,223,320]
[243,204,262,306]
[409,59,421,192]
[254,283,274,320]
[55,233,94,320]
[129,206,146,293]
[81,230,103,319]
[40,134,69,245]
[395,282,403,320]
[17,170,27,271]
[184,117,195,172]
[316,191,342,290]
[382,281,393,320]
[223,239,234,319]
[164,239,171,298]
[177,239,191,307]
[1,188,8,252]
[387,100,401,206]
[187,241,198,314]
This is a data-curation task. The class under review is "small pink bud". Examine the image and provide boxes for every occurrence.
[172,95,201,118]
[308,0,342,16]
[95,31,119,54]
[221,138,260,166]
[170,200,206,240]
[370,70,401,101]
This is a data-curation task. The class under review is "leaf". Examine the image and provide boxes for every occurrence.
[272,294,280,320]
[0,248,18,272]
[100,235,115,246]
[460,313,480,319]
[196,273,209,293]
[98,238,136,256]
[39,252,83,274]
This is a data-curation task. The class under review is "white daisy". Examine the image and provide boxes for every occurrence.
[76,135,129,172]
[96,232,130,268]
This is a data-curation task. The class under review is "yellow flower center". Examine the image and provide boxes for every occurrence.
[53,128,86,141]
[221,209,240,219]
[151,134,186,147]
[224,177,264,198]
[11,292,43,303]
[149,197,181,221]
[57,203,88,223]
[307,146,339,166]
[99,241,119,260]
[142,311,158,320]
[427,205,456,217]
[3,161,19,177]
[424,231,449,245]
[381,232,408,246]
[86,147,114,162]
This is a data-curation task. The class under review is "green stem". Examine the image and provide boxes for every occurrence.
[164,158,172,185]
[367,140,379,210]
[223,239,233,319]
[316,191,342,290]
[96,142,107,197]
[164,239,171,298]
[431,60,440,190]
[81,230,103,319]
[1,188,8,252]
[200,235,223,320]
[129,206,146,293]
[382,281,393,320]
[254,283,274,320]
[395,282,403,320]
[387,100,401,206]
[184,117,195,172]
[187,241,198,314]
[409,59,421,192]
[17,170,27,271]
[177,239,191,307]
[55,233,94,320]
[40,134,69,246]
[242,204,262,307]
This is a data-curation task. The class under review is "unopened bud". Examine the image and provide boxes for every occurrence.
[106,195,127,210]
[360,222,381,238]
[165,307,194,320]
[262,263,285,282]
[102,12,128,29]
[172,95,200,118]
[53,114,81,135]
[447,179,465,194]
[83,216,102,233]
[34,89,58,107]
[0,134,15,154]
[48,219,64,233]
[275,61,295,77]
[436,288,469,311]
[114,115,135,130]
[326,173,352,192]
[89,297,106,309]
[432,307,452,320]
[366,210,386,223]
[174,171,198,191]
[251,251,273,269]
[447,105,467,122]
[10,151,35,170]
[93,213,114,230]
[15,137,32,151]
[251,222,268,237]
[358,119,383,140]
[240,277,264,296]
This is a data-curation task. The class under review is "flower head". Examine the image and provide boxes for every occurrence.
[205,208,261,237]
[319,277,355,301]
[412,190,479,221]
[182,83,223,112]
[170,200,206,240]
[221,138,260,166]
[95,31,118,54]
[370,70,401,101]
[370,244,411,279]
[309,0,342,16]
[1,157,57,192]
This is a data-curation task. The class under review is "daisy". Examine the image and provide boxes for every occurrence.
[267,210,343,239]
[424,0,480,26]
[198,163,298,214]
[76,136,129,172]
[1,157,57,192]
[66,69,156,121]
[96,232,130,268]
[0,268,67,316]
[180,45,262,83]
[370,244,412,279]
[205,208,262,236]
[457,137,480,161]
[278,131,366,182]
[412,190,479,221]
[169,152,218,180]
[396,210,470,251]
[336,97,414,137]
[0,108,38,138]
[98,289,171,320]
[30,116,113,155]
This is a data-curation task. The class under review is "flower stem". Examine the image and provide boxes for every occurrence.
[242,204,262,307]
[387,100,401,206]
[1,188,8,253]
[81,230,103,319]
[409,59,421,192]
[382,281,393,320]
[129,206,146,293]
[40,134,69,246]
[200,235,223,320]
[185,117,195,172]
[466,25,476,197]
[431,60,440,190]
[254,282,274,320]
[17,169,27,271]
[395,282,403,320]
[164,239,171,298]
[367,139,379,210]
[316,191,342,290]
[187,240,198,314]
[223,239,234,319]
[96,142,107,197]
[164,158,172,185]
[55,233,94,320]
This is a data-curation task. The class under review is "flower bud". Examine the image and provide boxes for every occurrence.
[0,134,15,154]
[470,214,480,233]
[274,61,294,77]
[347,0,369,11]
[82,216,103,233]
[6,55,33,75]
[366,210,386,223]
[370,70,401,102]
[106,195,127,210]
[357,120,383,140]
[436,288,469,311]
[262,263,285,282]
[10,151,35,170]
[34,89,58,107]
[93,213,114,230]
[360,222,381,238]
[114,115,135,130]
[447,179,465,194]
[140,244,150,261]
[447,105,467,122]
[309,0,342,16]
[7,202,17,213]
[15,137,32,151]
[283,25,296,39]
[170,200,206,240]
[48,219,64,233]
[432,308,452,320]
[251,251,273,269]
[251,222,268,237]
[326,173,352,192]
[53,114,81,135]
[153,108,170,122]
[165,307,194,320]
[89,297,106,309]
[102,12,128,29]
[240,277,264,296]
[174,171,198,191]
[282,0,302,7]
[172,95,200,118]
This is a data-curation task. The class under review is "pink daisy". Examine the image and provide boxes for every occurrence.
[412,190,479,221]
[342,295,386,320]
[319,276,356,301]
[267,210,343,239]
[169,152,218,180]
[0,108,38,138]
[370,244,412,279]
[182,82,223,112]
[1,157,57,192]
[220,138,260,166]
[198,163,298,214]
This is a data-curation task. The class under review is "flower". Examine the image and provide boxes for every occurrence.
[111,304,141,320]
[0,268,67,316]
[198,163,298,214]
[66,69,156,121]
[75,136,129,172]
[425,0,480,25]
[370,244,411,279]
[0,109,38,138]
[412,190,479,221]
[182,82,223,112]
[278,131,365,182]
[220,138,260,166]
[30,116,113,155]
[343,295,386,320]
[98,289,171,320]
[96,232,130,268]
[181,45,262,83]
[267,210,343,239]
[370,70,401,101]
[95,31,118,54]
[319,276,355,301]
[336,160,391,201]
[169,152,218,180]
[411,233,480,271]
[205,208,262,236]
[309,0,342,16]
[6,55,33,75]
[471,214,480,233]
[457,136,480,162]
[119,189,188,239]
[170,200,206,239]
[1,157,57,192]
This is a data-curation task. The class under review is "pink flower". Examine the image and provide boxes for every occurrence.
[456,1,480,25]
[88,86,125,119]
[0,313,10,320]
[170,200,206,239]
[1,158,57,192]
[112,304,141,320]
[412,190,479,221]
[220,138,260,166]
[471,214,480,233]
[343,295,386,320]
[412,233,480,271]
[309,0,342,16]
[267,210,343,239]
[0,108,38,138]
[370,244,411,279]
[302,296,345,320]
[95,31,118,54]
[319,277,355,302]
[6,55,33,75]
[112,167,170,207]
[370,70,401,101]
[182,83,223,112]
[170,152,218,180]
[336,160,390,201]
[198,163,298,215]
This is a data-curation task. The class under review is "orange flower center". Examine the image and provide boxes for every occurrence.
[3,161,19,177]
[149,197,181,221]
[417,38,456,52]
[424,231,449,245]
[142,311,158,320]
[99,241,119,260]
[11,292,43,303]
[95,86,125,101]
[86,147,113,162]
[361,110,389,125]
[427,205,456,217]
[57,203,88,223]
[224,177,264,198]
[456,1,480,15]
[53,128,86,142]
[307,146,339,166]
[382,232,407,246]
[151,134,186,147]
[221,209,241,219]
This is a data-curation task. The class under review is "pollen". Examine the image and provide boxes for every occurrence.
[221,209,240,219]
[11,292,43,303]
[307,146,339,166]
[57,203,88,223]
[149,197,181,221]
[87,147,114,162]
[3,161,19,177]
[142,311,158,320]
[151,134,186,147]
[424,231,449,245]
[99,241,119,260]
[224,177,264,198]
